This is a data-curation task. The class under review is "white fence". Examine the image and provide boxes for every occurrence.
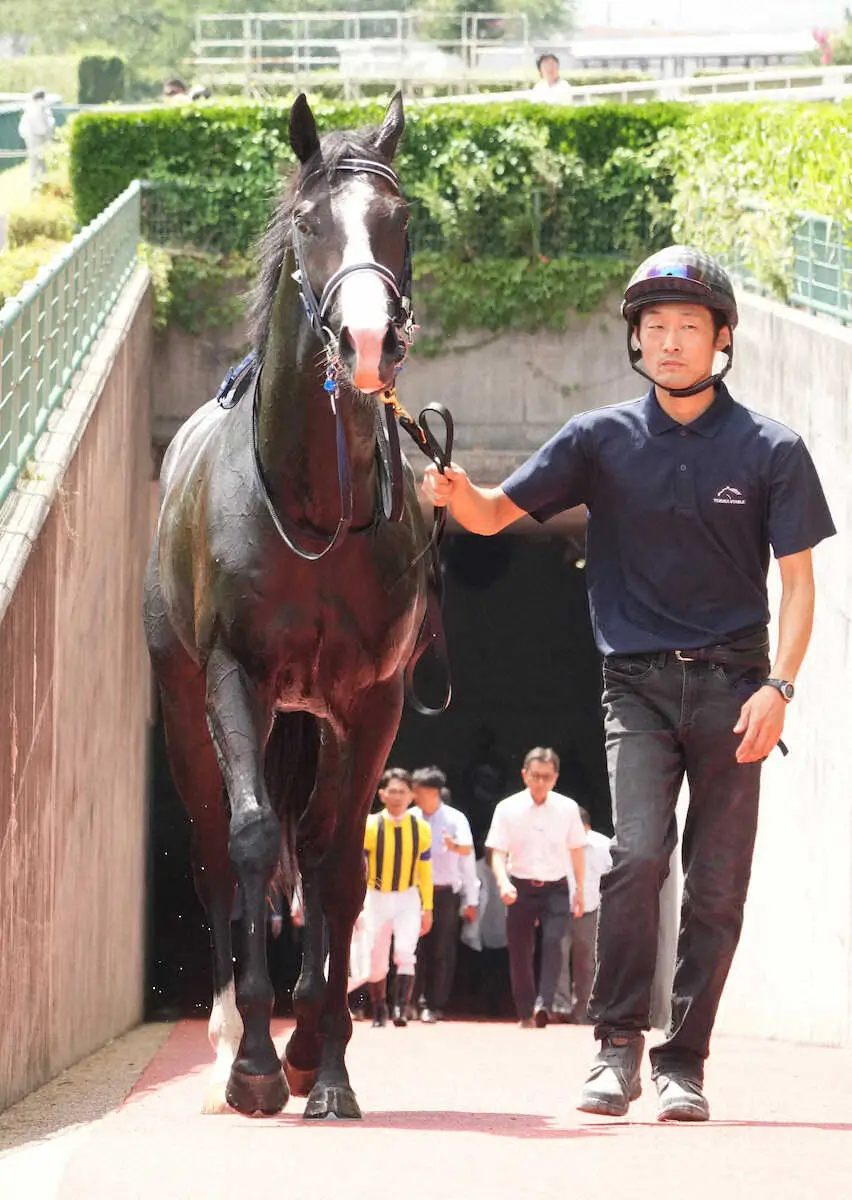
[431,62,852,107]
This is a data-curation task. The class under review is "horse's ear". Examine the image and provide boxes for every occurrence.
[289,93,320,164]
[373,91,405,161]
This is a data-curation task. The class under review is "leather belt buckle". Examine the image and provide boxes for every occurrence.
[531,879,546,888]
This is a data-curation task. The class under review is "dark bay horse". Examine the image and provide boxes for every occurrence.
[143,93,431,1120]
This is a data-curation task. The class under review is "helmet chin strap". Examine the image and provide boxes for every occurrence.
[627,327,734,398]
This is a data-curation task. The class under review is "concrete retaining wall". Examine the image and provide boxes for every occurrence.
[0,270,154,1111]
[711,294,852,1048]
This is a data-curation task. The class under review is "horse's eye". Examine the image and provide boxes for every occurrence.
[295,217,312,237]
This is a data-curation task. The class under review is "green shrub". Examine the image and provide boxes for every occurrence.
[0,237,66,305]
[70,98,686,259]
[7,192,75,247]
[664,101,852,298]
[78,55,126,104]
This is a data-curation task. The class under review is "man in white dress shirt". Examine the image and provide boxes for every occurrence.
[531,54,572,103]
[554,808,613,1024]
[486,747,586,1027]
[412,767,481,1022]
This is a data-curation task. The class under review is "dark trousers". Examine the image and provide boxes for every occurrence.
[415,886,460,1010]
[505,878,571,1019]
[589,653,764,1081]
[554,909,598,1022]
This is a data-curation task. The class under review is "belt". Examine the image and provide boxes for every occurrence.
[432,884,456,893]
[610,627,770,673]
[511,876,567,889]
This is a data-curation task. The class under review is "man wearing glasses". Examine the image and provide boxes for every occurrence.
[485,747,586,1028]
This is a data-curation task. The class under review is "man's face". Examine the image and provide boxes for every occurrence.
[379,779,413,817]
[412,785,442,814]
[521,759,558,804]
[637,303,729,394]
[539,56,560,83]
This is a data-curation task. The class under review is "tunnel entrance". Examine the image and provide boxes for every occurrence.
[145,528,609,1019]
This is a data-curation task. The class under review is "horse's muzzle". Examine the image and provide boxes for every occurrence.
[340,324,402,393]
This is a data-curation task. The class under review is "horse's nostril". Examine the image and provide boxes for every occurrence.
[383,326,403,363]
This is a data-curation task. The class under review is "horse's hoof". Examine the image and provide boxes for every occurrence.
[303,1083,362,1121]
[283,1056,318,1098]
[226,1067,289,1116]
[201,1082,230,1115]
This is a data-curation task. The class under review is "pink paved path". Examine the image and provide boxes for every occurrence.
[32,1020,852,1198]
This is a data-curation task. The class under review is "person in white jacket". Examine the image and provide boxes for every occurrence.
[18,88,55,191]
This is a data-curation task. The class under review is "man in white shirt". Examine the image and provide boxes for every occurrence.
[412,767,481,1022]
[530,54,572,103]
[486,747,586,1027]
[554,807,613,1024]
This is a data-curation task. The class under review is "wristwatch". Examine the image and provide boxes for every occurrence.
[763,678,795,702]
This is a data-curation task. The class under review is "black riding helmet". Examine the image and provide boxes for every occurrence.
[622,245,738,398]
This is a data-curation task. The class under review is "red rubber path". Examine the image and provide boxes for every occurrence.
[56,1019,852,1199]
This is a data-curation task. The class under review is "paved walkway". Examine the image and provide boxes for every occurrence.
[1,1019,849,1199]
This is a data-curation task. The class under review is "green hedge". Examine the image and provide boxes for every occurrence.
[70,99,686,261]
[665,101,852,297]
[78,55,126,104]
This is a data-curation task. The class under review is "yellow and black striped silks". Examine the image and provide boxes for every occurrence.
[364,808,433,910]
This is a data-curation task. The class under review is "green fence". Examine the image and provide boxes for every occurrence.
[790,214,852,325]
[0,179,141,509]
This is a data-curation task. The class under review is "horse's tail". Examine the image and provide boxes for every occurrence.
[264,712,319,901]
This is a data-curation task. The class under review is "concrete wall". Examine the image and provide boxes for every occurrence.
[709,294,852,1048]
[0,270,153,1111]
[150,295,637,481]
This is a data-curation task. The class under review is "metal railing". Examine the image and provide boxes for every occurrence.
[790,214,852,325]
[0,180,141,508]
[430,63,852,107]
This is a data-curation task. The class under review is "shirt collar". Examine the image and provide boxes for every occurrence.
[642,382,734,439]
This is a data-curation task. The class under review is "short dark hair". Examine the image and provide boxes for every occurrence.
[411,766,447,790]
[379,767,412,789]
[536,54,559,71]
[522,746,560,773]
[578,806,591,826]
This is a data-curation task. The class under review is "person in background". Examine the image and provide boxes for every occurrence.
[531,54,572,102]
[411,768,480,1022]
[363,768,433,1028]
[485,747,585,1028]
[162,78,188,103]
[18,88,55,193]
[554,808,612,1024]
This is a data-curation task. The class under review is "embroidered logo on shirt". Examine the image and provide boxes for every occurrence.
[713,485,746,506]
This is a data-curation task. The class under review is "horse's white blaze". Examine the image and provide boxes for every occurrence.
[335,179,389,391]
[207,980,243,1084]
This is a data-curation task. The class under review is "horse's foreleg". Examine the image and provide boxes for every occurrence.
[155,668,241,1115]
[284,726,345,1096]
[304,676,405,1121]
[204,645,287,1117]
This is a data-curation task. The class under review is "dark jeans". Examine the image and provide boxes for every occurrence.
[415,886,460,1010]
[505,878,571,1019]
[589,652,765,1081]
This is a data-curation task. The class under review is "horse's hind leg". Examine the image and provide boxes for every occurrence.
[304,676,406,1121]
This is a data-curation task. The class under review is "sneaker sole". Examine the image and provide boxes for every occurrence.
[657,1102,709,1123]
[577,1084,641,1119]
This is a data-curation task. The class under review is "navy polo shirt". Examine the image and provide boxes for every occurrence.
[502,384,836,656]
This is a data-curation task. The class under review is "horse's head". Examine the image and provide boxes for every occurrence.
[287,93,411,394]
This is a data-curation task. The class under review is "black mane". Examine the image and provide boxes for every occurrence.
[248,127,393,357]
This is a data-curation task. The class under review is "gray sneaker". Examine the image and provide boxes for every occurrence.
[655,1072,710,1122]
[577,1034,644,1117]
